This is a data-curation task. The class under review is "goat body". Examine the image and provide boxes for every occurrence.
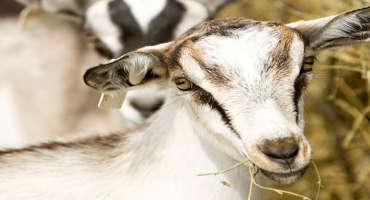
[0,99,250,200]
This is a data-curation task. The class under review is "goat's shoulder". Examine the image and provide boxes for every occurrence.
[0,131,131,166]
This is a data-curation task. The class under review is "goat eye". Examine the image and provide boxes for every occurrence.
[174,78,193,91]
[301,57,315,73]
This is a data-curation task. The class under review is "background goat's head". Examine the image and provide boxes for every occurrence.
[16,0,230,125]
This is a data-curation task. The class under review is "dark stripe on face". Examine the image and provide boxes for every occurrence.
[169,40,187,66]
[266,24,294,74]
[145,0,186,45]
[108,0,144,54]
[293,74,307,122]
[192,87,241,138]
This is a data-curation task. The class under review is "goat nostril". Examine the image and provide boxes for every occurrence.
[260,138,299,164]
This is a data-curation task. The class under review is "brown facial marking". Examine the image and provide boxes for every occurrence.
[189,49,231,86]
[169,40,187,66]
[265,22,296,77]
[266,23,312,122]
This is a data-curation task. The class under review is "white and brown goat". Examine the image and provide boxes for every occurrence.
[0,7,369,200]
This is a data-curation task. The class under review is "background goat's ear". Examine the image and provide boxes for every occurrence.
[287,6,370,50]
[84,52,167,92]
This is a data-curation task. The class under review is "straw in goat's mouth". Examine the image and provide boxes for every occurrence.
[260,165,309,184]
[197,159,322,200]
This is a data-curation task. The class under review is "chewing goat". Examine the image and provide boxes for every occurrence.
[1,6,369,200]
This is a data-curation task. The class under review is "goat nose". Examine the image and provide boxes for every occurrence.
[260,138,299,165]
[130,98,164,118]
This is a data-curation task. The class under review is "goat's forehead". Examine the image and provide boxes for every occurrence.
[175,22,305,87]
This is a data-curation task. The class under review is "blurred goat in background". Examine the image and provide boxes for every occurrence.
[0,5,125,147]
[0,0,234,147]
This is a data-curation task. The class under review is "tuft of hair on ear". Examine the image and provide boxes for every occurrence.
[123,52,166,86]
[124,53,152,85]
[105,51,167,88]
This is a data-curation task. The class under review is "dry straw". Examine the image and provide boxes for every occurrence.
[198,159,322,200]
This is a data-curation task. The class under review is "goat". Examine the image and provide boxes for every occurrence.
[0,14,125,147]
[17,0,233,124]
[1,6,369,199]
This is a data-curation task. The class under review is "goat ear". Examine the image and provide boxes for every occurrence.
[84,51,167,92]
[287,6,370,50]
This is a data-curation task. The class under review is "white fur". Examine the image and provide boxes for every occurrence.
[0,87,24,148]
[174,0,208,37]
[125,0,167,33]
[175,26,311,173]
[193,27,280,86]
[0,98,252,200]
[86,0,123,54]
[120,85,168,127]
[85,0,208,125]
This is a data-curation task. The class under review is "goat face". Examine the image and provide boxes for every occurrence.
[84,7,370,184]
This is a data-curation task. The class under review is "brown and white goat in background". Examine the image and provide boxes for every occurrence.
[0,0,229,147]
[0,6,369,200]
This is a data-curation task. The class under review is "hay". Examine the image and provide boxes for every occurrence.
[198,159,322,200]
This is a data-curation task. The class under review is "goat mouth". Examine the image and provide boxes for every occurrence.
[260,165,308,184]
